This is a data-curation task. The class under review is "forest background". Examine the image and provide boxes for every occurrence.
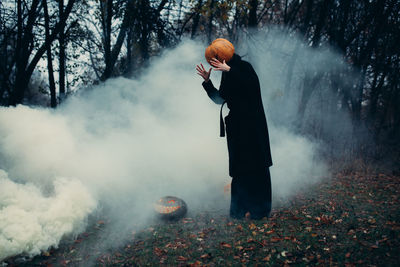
[1,0,399,166]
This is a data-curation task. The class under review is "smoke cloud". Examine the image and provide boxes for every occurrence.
[0,170,96,260]
[0,29,340,261]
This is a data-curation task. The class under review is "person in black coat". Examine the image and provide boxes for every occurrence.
[196,50,273,219]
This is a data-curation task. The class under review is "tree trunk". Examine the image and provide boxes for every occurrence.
[10,0,41,106]
[311,0,332,47]
[191,0,203,39]
[369,68,388,122]
[248,0,258,28]
[101,0,113,80]
[352,65,367,122]
[43,0,57,108]
[10,0,76,106]
[284,40,301,94]
[207,0,215,44]
[334,0,351,51]
[139,0,150,62]
[300,0,314,36]
[125,28,133,76]
[297,73,323,128]
[100,0,133,81]
[59,0,66,100]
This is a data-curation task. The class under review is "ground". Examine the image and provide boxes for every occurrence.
[4,169,400,266]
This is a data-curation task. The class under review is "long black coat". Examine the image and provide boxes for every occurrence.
[202,54,273,178]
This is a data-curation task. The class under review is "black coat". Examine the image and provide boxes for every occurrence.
[202,54,273,178]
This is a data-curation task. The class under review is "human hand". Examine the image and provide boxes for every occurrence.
[210,58,231,72]
[196,63,212,82]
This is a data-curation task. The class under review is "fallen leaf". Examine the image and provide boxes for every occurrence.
[154,247,165,257]
[345,252,350,258]
[220,242,232,248]
[60,260,70,266]
[192,261,203,267]
[177,256,188,261]
[159,256,167,264]
[263,254,271,261]
[183,218,193,224]
[270,237,282,242]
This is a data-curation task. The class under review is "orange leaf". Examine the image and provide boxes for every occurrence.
[220,242,232,248]
[154,247,165,257]
[263,254,271,261]
[189,261,202,267]
[177,256,187,261]
[270,237,282,242]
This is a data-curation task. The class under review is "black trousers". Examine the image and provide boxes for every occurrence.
[230,166,272,219]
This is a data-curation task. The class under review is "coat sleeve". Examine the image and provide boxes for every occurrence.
[202,80,225,104]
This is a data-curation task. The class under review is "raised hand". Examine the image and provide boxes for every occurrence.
[196,63,212,82]
[210,58,231,72]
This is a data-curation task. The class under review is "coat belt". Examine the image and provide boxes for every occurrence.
[220,101,227,137]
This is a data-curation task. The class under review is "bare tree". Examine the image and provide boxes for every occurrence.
[10,0,76,106]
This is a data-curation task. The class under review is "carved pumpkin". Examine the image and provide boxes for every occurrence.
[205,38,235,65]
[154,196,187,220]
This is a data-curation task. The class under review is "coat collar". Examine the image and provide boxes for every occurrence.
[227,54,241,67]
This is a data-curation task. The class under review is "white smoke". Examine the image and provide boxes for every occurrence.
[0,31,337,261]
[0,170,96,260]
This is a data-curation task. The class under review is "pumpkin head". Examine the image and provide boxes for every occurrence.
[205,38,235,65]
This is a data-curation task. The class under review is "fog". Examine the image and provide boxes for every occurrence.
[0,29,340,261]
